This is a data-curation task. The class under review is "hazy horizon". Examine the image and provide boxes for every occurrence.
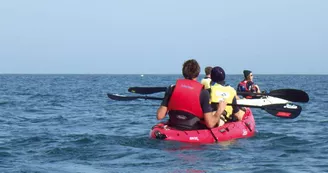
[0,73,326,75]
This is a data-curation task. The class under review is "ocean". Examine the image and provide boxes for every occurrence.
[0,74,327,173]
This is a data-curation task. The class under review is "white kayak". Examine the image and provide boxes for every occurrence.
[237,96,290,106]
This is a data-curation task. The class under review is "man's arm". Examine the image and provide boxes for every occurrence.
[204,101,226,128]
[156,85,174,120]
[200,89,227,128]
[157,106,167,120]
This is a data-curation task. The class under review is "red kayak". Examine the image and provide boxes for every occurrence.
[150,108,256,143]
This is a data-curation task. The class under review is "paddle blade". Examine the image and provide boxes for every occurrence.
[263,103,302,119]
[269,89,309,103]
[107,93,140,101]
[238,89,309,103]
[107,93,163,101]
[128,87,167,94]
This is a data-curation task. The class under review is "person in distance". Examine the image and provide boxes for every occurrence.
[201,66,212,89]
[237,70,261,98]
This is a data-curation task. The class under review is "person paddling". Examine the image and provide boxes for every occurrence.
[209,66,245,126]
[201,66,212,89]
[237,70,261,99]
[156,59,225,130]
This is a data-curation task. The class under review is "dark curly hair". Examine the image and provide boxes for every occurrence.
[182,59,200,79]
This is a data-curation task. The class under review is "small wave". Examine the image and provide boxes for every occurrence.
[45,147,78,158]
[73,137,94,144]
[28,93,54,99]
[0,101,10,105]
[0,151,13,157]
[24,108,43,113]
[66,134,107,141]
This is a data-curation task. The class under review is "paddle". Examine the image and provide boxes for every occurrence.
[231,103,302,119]
[128,87,309,103]
[107,93,302,119]
[237,89,309,103]
[107,93,163,101]
[128,87,167,95]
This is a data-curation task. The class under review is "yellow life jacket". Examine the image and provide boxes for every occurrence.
[201,78,211,89]
[210,83,236,117]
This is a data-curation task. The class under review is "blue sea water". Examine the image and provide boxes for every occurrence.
[0,74,327,173]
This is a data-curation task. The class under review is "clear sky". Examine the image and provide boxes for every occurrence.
[0,0,327,74]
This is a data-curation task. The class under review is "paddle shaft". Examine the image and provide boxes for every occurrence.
[128,87,309,103]
[107,93,301,119]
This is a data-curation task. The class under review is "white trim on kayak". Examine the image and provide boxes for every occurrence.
[237,96,290,106]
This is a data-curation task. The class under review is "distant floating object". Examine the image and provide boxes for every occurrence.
[141,74,144,77]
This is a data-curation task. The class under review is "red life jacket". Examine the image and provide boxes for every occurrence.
[168,79,203,119]
[238,80,251,92]
[238,80,257,99]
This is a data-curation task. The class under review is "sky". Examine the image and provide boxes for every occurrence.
[0,0,327,74]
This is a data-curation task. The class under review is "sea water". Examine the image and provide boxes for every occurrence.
[0,74,327,173]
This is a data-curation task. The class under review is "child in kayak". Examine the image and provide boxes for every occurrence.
[156,59,226,130]
[237,70,261,98]
[209,66,245,126]
[201,66,212,89]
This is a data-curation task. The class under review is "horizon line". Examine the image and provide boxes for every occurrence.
[0,73,327,75]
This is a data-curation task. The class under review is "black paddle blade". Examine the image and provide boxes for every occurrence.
[128,87,167,94]
[237,89,309,103]
[107,93,140,101]
[263,103,302,119]
[269,89,309,103]
[107,93,163,101]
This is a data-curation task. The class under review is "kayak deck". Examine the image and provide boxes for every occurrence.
[150,108,256,143]
[237,96,289,106]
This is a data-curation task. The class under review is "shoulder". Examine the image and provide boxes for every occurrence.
[168,84,175,90]
[199,89,211,110]
[201,88,210,94]
[200,89,210,98]
[247,81,254,85]
[164,85,175,96]
[224,85,237,94]
[201,78,210,84]
[227,86,237,93]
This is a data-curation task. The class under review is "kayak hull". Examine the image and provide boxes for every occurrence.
[150,108,256,143]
